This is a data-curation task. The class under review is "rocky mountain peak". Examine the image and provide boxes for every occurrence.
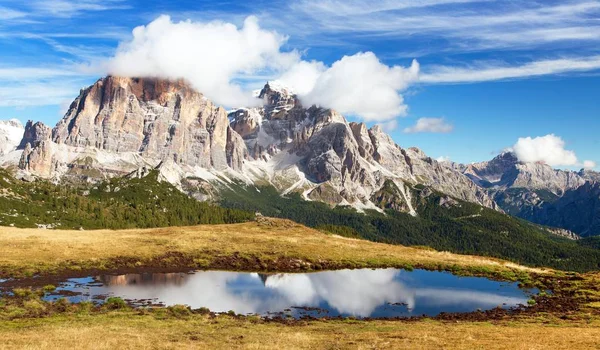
[579,169,600,183]
[51,76,247,171]
[2,119,23,129]
[18,121,52,150]
[0,119,25,155]
[2,75,500,215]
[18,121,54,177]
[258,81,297,120]
[463,151,519,186]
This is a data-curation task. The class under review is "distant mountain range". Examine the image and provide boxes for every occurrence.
[449,152,600,236]
[0,76,597,237]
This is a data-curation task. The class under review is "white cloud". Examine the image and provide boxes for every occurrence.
[0,6,27,20]
[583,160,597,170]
[512,134,578,167]
[278,60,326,96]
[0,82,83,107]
[108,15,300,108]
[403,117,453,133]
[297,53,420,121]
[0,66,82,80]
[436,156,451,163]
[420,56,600,83]
[28,0,129,18]
[288,0,600,52]
[108,16,419,121]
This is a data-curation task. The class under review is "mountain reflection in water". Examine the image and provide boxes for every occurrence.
[48,268,535,318]
[98,273,189,287]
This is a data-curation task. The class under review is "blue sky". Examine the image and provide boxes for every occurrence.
[0,0,599,168]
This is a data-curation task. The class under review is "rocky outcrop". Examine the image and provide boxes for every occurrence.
[544,227,580,240]
[6,77,498,215]
[18,121,52,150]
[230,81,498,210]
[464,152,586,194]
[18,122,54,177]
[53,76,247,171]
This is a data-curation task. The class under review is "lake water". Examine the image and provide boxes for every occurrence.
[32,268,537,318]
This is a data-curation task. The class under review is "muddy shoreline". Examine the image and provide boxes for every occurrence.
[1,252,595,323]
[0,250,546,291]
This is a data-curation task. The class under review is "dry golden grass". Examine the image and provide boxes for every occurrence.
[0,219,548,277]
[1,220,597,349]
[1,313,599,350]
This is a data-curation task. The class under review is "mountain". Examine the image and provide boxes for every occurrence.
[453,152,600,236]
[2,162,599,271]
[3,76,600,271]
[0,119,24,156]
[0,76,496,215]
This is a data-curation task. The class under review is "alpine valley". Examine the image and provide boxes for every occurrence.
[1,76,600,271]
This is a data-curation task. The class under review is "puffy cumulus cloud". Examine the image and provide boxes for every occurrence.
[108,16,420,121]
[436,156,451,163]
[278,60,326,96]
[108,15,299,107]
[296,53,420,121]
[403,117,453,133]
[512,134,578,166]
[583,160,597,169]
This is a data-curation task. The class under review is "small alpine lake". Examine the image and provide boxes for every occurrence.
[2,268,539,319]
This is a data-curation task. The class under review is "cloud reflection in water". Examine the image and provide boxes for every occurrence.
[55,268,533,318]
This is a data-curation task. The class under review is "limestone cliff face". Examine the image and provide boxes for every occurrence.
[7,77,498,214]
[18,121,51,150]
[52,76,247,170]
[18,121,54,177]
[229,82,498,210]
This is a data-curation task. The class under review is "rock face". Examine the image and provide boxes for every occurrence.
[454,151,600,236]
[6,76,600,237]
[464,152,587,194]
[18,121,54,177]
[229,81,497,211]
[18,121,52,150]
[4,76,498,216]
[53,76,247,171]
[0,119,24,155]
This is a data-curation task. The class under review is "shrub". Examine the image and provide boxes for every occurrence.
[105,297,127,310]
[168,304,192,318]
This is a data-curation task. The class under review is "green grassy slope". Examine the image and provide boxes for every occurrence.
[2,167,600,271]
[219,182,600,272]
[0,169,252,229]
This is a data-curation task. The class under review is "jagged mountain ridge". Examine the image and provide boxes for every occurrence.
[451,152,600,236]
[0,76,496,214]
[0,119,24,156]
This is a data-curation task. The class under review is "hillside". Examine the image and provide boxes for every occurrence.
[219,181,600,272]
[2,165,600,272]
[0,76,599,272]
[0,217,544,280]
[0,167,252,230]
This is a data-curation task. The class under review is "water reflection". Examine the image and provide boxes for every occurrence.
[47,268,535,318]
